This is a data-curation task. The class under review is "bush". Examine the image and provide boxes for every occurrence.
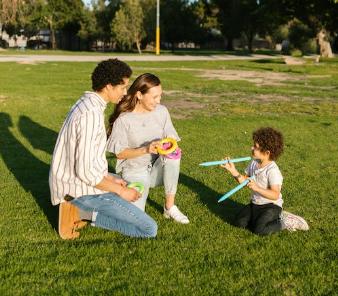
[0,39,9,49]
[288,19,313,51]
[26,39,50,49]
[290,48,303,57]
[272,24,289,44]
[302,38,318,54]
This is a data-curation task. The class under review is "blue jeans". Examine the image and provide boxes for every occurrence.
[71,193,157,238]
[122,156,180,211]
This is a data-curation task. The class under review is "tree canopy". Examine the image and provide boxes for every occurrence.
[0,0,336,56]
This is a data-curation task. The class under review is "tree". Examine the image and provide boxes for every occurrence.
[0,0,21,41]
[93,0,121,50]
[0,0,20,25]
[140,0,156,48]
[280,0,337,57]
[111,0,145,53]
[211,0,287,51]
[42,0,86,50]
[212,0,242,50]
[160,0,203,50]
[77,7,97,50]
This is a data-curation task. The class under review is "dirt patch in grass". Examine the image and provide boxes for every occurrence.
[197,69,293,86]
[137,66,307,86]
[16,61,45,65]
[0,94,8,102]
[162,89,337,118]
[163,90,220,118]
[137,66,332,87]
[164,90,217,99]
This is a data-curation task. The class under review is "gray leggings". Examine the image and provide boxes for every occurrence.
[122,156,180,211]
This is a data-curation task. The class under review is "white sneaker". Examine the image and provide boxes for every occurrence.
[163,205,189,224]
[281,211,309,232]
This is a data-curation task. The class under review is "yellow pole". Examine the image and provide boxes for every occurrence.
[156,0,160,55]
[156,27,160,55]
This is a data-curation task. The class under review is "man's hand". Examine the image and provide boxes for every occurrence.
[105,175,127,187]
[119,187,141,202]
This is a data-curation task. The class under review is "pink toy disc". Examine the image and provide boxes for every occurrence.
[166,147,182,159]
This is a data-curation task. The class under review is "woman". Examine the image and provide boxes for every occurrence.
[107,73,189,224]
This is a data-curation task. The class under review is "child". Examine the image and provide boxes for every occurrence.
[223,127,309,235]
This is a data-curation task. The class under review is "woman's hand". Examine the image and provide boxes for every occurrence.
[147,140,160,154]
[119,187,141,202]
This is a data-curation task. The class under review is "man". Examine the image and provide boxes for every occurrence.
[49,59,157,239]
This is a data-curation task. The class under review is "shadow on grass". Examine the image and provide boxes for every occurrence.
[253,59,285,64]
[179,174,244,225]
[0,113,58,230]
[145,172,245,225]
[19,115,56,155]
[3,113,244,230]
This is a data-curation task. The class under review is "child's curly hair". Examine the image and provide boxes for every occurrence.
[253,127,284,160]
[91,59,132,91]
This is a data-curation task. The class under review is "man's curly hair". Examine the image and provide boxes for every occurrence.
[91,59,132,91]
[253,127,284,160]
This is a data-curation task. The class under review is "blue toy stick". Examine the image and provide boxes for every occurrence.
[199,156,252,167]
[218,176,254,203]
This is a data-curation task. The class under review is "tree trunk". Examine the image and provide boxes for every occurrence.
[247,32,254,53]
[317,29,333,58]
[46,16,57,49]
[136,39,142,54]
[226,37,234,51]
[50,28,56,50]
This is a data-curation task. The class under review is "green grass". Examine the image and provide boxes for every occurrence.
[0,58,337,295]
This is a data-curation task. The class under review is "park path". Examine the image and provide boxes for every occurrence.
[0,53,279,63]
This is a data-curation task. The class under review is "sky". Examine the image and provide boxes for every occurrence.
[82,0,92,7]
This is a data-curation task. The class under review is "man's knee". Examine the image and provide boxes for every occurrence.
[144,219,158,238]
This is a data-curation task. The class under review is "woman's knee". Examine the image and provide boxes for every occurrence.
[163,157,180,169]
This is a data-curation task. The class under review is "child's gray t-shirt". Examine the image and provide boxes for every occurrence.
[245,160,283,208]
[107,104,180,173]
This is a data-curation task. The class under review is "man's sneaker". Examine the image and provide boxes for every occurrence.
[281,211,309,232]
[164,205,189,224]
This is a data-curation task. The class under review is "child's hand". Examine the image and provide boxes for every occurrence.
[247,179,259,192]
[221,156,236,172]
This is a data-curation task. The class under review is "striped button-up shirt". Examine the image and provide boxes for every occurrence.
[49,92,108,205]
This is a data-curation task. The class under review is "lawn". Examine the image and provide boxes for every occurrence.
[0,58,337,295]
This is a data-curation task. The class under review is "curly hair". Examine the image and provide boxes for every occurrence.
[252,127,284,160]
[91,59,132,91]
